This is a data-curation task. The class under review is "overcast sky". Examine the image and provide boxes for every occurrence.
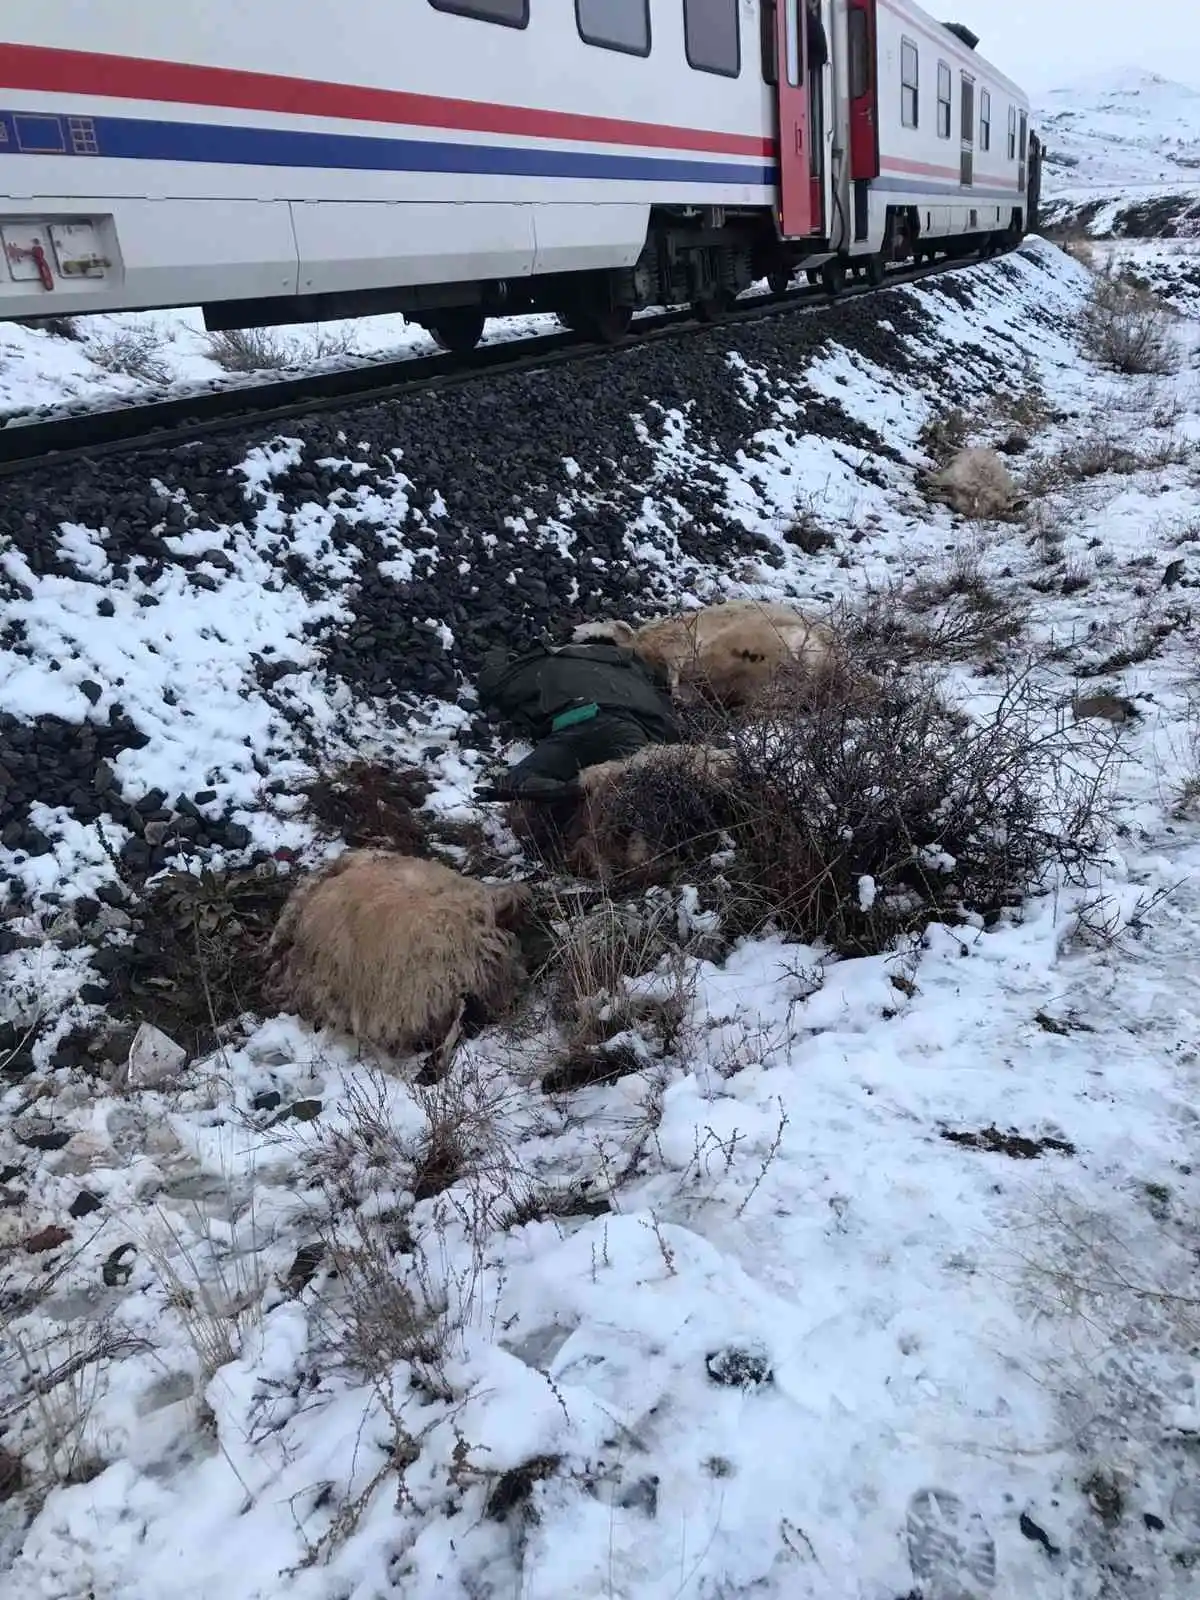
[953,0,1200,94]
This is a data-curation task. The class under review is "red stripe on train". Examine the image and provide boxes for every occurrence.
[0,42,776,158]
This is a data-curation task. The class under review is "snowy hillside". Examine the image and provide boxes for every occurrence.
[1037,68,1200,237]
[1039,68,1200,190]
[2,244,1200,1598]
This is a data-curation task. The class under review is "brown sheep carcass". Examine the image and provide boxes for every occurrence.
[266,850,530,1055]
[571,598,837,708]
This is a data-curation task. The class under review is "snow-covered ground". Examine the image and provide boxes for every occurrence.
[0,305,573,424]
[3,241,1200,1598]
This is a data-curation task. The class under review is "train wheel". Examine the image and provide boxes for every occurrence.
[694,291,733,322]
[805,269,821,285]
[820,260,847,297]
[864,254,886,287]
[427,309,486,355]
[768,270,792,295]
[585,306,634,343]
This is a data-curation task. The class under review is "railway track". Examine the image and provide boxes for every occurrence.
[0,250,996,478]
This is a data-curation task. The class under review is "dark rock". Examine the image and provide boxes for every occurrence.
[17,1124,71,1152]
[0,1447,23,1503]
[102,1244,137,1286]
[25,1224,72,1254]
[69,1190,104,1218]
[79,680,103,705]
[251,1090,282,1112]
[222,823,252,849]
[0,1186,27,1209]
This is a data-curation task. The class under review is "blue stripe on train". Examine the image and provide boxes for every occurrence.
[0,107,778,186]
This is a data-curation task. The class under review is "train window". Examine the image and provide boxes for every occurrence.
[848,6,869,100]
[1019,109,1028,159]
[900,39,919,128]
[428,0,528,26]
[1007,104,1017,158]
[577,0,650,55]
[936,61,951,138]
[761,0,777,84]
[980,88,991,151]
[683,0,741,77]
[960,74,973,142]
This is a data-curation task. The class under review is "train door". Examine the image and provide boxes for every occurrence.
[774,0,814,238]
[847,0,880,240]
[960,73,975,186]
[1018,109,1028,194]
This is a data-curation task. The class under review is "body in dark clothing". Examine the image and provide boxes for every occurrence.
[475,641,680,801]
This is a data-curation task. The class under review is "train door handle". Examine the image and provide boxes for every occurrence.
[794,125,804,155]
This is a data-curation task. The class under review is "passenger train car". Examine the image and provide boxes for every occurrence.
[0,2,1040,349]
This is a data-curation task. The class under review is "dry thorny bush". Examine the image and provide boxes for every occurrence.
[592,655,1125,956]
[1081,269,1181,377]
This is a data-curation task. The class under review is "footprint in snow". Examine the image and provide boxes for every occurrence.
[905,1488,997,1600]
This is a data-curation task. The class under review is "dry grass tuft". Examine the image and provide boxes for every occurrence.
[87,324,172,385]
[1081,269,1181,376]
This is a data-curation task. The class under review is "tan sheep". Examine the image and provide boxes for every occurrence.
[266,849,530,1056]
[926,446,1019,519]
[572,598,838,708]
[563,743,738,881]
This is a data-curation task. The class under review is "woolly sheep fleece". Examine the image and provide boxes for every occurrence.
[266,850,530,1055]
[572,598,837,706]
[927,446,1018,518]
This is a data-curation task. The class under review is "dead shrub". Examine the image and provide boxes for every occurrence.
[109,863,294,1054]
[835,574,1025,668]
[540,886,695,1052]
[1081,272,1180,376]
[204,326,292,372]
[918,406,971,464]
[717,664,1120,954]
[87,324,171,385]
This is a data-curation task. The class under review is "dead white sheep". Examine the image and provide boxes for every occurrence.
[266,849,530,1055]
[925,446,1019,519]
[572,598,839,708]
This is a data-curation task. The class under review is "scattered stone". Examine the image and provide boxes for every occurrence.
[251,1089,282,1112]
[25,1223,72,1255]
[1071,693,1139,724]
[79,680,103,706]
[0,1447,23,1502]
[102,1243,137,1286]
[283,1242,326,1295]
[0,1186,27,1209]
[16,1120,71,1152]
[69,1190,104,1219]
[123,1022,188,1090]
[287,1098,323,1123]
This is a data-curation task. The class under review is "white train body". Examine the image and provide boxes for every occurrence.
[0,1,1037,339]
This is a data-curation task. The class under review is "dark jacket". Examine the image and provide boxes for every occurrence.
[476,642,680,744]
